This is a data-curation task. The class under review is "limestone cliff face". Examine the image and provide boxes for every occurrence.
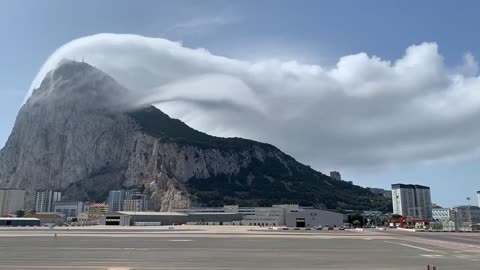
[0,61,391,212]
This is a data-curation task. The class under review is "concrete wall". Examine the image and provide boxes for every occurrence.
[286,209,343,228]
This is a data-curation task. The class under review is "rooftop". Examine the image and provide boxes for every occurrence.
[0,217,40,221]
[391,183,430,190]
[116,211,188,216]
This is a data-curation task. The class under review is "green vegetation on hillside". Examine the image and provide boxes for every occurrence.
[129,106,392,212]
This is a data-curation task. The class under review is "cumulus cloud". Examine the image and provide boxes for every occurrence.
[26,33,480,170]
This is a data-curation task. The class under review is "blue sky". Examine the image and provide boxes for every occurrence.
[1,0,479,207]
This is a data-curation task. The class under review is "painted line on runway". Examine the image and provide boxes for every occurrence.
[168,239,193,242]
[384,241,435,252]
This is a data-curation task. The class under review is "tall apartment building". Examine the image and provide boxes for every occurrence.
[108,190,128,212]
[123,193,148,212]
[391,184,432,220]
[477,191,480,207]
[0,189,26,216]
[35,190,61,213]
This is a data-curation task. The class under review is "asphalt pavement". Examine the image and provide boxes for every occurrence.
[0,228,478,269]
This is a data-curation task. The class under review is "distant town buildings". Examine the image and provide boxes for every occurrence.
[34,190,61,213]
[88,203,108,218]
[451,205,480,224]
[0,189,25,216]
[330,171,342,181]
[108,189,148,212]
[123,193,148,212]
[432,208,451,222]
[391,184,432,220]
[108,190,128,212]
[54,201,87,218]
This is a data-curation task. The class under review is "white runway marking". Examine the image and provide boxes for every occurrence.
[420,254,444,258]
[168,239,193,242]
[384,241,435,252]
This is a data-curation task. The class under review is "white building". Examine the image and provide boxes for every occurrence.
[0,189,26,216]
[35,190,61,213]
[54,201,87,218]
[432,208,451,222]
[391,184,432,220]
[477,191,480,207]
[237,204,301,226]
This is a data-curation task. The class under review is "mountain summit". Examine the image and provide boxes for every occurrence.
[0,61,390,211]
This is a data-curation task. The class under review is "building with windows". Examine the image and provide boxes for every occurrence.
[108,190,128,212]
[100,211,189,226]
[0,217,40,226]
[175,204,342,227]
[391,184,432,221]
[54,201,87,218]
[477,191,480,207]
[88,203,108,218]
[108,189,147,212]
[451,205,480,224]
[0,189,25,216]
[432,208,451,222]
[123,193,148,212]
[34,190,61,213]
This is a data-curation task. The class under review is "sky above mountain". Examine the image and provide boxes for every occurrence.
[1,0,479,207]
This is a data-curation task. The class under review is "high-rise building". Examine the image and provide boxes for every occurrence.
[330,171,341,181]
[477,191,480,207]
[0,189,26,216]
[123,193,148,212]
[391,184,432,220]
[108,190,127,212]
[35,190,61,213]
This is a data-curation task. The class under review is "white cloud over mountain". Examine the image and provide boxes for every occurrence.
[26,33,480,170]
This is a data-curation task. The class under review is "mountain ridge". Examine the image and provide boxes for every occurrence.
[0,60,391,212]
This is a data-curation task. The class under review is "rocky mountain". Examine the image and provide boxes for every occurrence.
[0,60,391,211]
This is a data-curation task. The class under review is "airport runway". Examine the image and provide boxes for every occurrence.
[0,228,478,270]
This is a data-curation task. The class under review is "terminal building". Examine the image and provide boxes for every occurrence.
[0,217,40,226]
[99,205,344,227]
[99,211,189,226]
[177,204,344,227]
[286,209,344,228]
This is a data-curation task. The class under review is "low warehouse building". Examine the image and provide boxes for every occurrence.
[100,211,189,226]
[0,217,40,227]
[286,209,343,228]
[188,212,244,225]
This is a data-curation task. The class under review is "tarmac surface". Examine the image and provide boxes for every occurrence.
[0,226,479,270]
